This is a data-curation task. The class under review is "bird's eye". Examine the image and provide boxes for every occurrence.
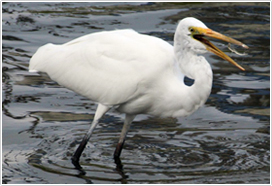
[189,27,195,32]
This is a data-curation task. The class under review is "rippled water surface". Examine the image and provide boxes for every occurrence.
[2,2,270,184]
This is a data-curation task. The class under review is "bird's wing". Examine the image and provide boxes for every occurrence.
[29,29,175,106]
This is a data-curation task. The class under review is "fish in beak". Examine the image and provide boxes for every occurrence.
[190,27,248,71]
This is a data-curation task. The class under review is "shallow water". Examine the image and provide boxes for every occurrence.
[2,2,270,184]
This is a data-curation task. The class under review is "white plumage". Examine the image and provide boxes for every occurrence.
[29,17,247,166]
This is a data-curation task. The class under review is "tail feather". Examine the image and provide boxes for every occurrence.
[29,43,55,73]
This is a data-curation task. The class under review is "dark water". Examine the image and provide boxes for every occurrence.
[2,2,270,184]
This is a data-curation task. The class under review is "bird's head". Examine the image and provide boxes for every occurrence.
[175,17,248,71]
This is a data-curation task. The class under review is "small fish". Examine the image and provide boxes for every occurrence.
[228,43,247,56]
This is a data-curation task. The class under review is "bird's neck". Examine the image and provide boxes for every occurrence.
[171,47,213,117]
[189,56,213,111]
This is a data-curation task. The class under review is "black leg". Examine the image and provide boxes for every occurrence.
[114,156,128,183]
[114,141,125,159]
[71,121,98,165]
[114,141,125,170]
[112,114,135,160]
[113,118,135,184]
[72,135,90,168]
[71,104,110,168]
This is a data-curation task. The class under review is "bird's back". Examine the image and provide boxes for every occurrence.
[29,29,175,107]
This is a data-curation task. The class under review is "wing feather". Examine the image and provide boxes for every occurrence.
[29,29,174,106]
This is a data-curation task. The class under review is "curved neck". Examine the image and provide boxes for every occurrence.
[190,56,213,108]
[169,46,213,117]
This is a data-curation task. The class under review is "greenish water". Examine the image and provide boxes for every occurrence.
[2,2,270,184]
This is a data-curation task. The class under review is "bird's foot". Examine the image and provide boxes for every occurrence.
[114,156,123,170]
[114,156,128,181]
[71,157,86,175]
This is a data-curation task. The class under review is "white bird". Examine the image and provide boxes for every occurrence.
[29,17,248,167]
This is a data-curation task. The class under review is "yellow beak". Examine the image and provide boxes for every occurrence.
[192,27,248,71]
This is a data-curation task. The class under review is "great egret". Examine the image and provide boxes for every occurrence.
[29,17,248,166]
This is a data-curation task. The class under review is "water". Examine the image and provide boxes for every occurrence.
[2,2,270,184]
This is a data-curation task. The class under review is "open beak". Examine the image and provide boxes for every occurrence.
[192,27,248,71]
